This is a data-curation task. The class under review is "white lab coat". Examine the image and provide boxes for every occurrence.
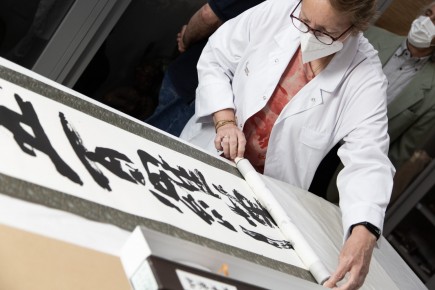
[180,0,395,236]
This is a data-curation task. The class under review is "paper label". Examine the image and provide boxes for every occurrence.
[130,260,159,290]
[176,269,237,290]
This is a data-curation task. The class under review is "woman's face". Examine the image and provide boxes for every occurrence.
[299,0,353,41]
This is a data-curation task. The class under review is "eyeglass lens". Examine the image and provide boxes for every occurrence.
[291,17,334,44]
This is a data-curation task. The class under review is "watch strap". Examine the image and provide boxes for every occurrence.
[350,222,381,240]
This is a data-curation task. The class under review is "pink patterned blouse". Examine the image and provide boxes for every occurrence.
[243,47,315,173]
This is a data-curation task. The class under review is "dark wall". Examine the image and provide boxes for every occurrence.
[92,0,205,98]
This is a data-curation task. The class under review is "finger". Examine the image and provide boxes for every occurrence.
[323,279,337,289]
[335,267,364,290]
[236,132,246,158]
[324,268,347,288]
[214,135,224,151]
[333,274,360,290]
[228,135,239,160]
[221,135,231,158]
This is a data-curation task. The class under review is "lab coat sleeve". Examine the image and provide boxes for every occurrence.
[336,59,395,239]
[194,0,272,123]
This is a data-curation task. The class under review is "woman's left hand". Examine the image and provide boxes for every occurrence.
[323,226,376,289]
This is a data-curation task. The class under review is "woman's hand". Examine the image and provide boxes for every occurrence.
[213,109,246,160]
[214,124,246,160]
[323,226,376,290]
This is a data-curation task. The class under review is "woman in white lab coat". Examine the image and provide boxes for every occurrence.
[181,0,395,288]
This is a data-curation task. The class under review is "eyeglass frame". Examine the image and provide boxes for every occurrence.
[290,0,353,45]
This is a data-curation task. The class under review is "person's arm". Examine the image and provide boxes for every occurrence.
[177,3,223,52]
[191,0,272,159]
[322,45,393,288]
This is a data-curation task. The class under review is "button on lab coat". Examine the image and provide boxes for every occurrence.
[180,0,394,236]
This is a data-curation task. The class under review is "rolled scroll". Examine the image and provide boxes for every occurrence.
[235,157,330,284]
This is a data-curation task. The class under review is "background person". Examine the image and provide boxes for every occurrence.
[367,2,435,170]
[319,2,435,204]
[180,0,394,289]
[145,0,264,136]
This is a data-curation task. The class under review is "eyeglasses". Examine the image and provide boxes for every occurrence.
[290,0,353,45]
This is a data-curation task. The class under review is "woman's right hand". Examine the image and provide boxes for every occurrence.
[214,124,246,160]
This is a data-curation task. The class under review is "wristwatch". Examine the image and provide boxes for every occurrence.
[350,222,381,240]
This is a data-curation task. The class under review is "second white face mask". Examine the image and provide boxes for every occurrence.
[300,32,343,64]
[408,16,435,48]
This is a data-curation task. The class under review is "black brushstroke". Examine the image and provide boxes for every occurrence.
[150,190,182,213]
[181,194,214,225]
[212,184,228,195]
[138,149,180,201]
[240,226,293,250]
[159,156,219,198]
[0,94,82,185]
[234,190,276,227]
[138,149,237,231]
[60,112,111,190]
[223,189,275,228]
[211,209,237,232]
[87,147,145,185]
[213,184,276,228]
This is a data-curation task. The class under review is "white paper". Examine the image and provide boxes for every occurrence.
[0,77,305,269]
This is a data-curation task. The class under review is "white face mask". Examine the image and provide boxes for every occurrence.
[299,31,344,63]
[408,16,435,48]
